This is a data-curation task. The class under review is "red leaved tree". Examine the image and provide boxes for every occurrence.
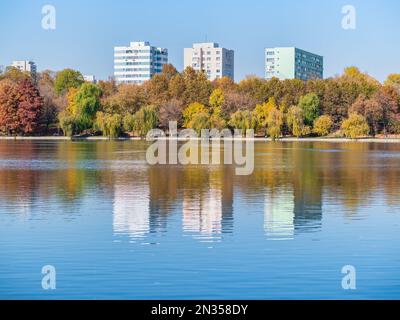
[0,80,20,135]
[16,79,43,134]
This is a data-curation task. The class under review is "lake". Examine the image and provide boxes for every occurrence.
[0,140,399,299]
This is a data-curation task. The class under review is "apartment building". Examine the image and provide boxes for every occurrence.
[114,41,168,85]
[184,42,234,81]
[265,47,323,81]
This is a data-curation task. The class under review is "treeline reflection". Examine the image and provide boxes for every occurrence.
[0,141,400,241]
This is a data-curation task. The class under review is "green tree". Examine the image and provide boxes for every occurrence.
[313,115,333,136]
[298,93,320,126]
[341,113,370,139]
[123,113,135,132]
[73,83,102,132]
[95,112,123,138]
[228,110,256,134]
[134,105,158,137]
[58,110,76,137]
[54,69,84,95]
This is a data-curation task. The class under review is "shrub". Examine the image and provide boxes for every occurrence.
[313,115,333,136]
[341,113,370,139]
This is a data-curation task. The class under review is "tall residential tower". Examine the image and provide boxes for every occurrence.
[265,47,323,81]
[114,41,168,85]
[184,42,234,81]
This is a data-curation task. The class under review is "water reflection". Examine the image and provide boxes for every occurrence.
[264,188,294,240]
[1,141,400,242]
[113,173,150,239]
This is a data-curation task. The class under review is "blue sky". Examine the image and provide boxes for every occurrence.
[0,0,399,82]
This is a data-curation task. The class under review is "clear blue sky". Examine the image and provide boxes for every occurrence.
[1,0,399,82]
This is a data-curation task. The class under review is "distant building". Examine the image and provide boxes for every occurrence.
[11,60,37,81]
[265,47,323,81]
[184,42,234,81]
[114,41,168,85]
[83,75,96,83]
[0,65,4,74]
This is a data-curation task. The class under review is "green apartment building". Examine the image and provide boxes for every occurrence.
[265,47,323,81]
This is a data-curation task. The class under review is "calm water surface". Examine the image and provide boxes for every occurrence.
[0,140,400,299]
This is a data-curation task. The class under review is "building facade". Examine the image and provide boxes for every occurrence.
[11,60,37,81]
[114,41,168,85]
[265,47,323,81]
[83,75,96,83]
[184,43,234,81]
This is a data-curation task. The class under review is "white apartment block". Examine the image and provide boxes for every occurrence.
[83,75,96,83]
[11,60,37,81]
[184,43,234,81]
[114,41,168,85]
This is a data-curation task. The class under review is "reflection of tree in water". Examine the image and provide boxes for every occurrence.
[2,140,400,232]
[291,143,322,232]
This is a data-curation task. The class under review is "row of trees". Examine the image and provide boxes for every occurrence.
[1,64,400,138]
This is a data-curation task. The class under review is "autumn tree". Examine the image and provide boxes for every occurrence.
[266,107,283,139]
[0,67,31,83]
[287,106,309,137]
[158,99,184,129]
[341,113,370,139]
[313,115,333,136]
[182,102,208,128]
[0,80,20,135]
[253,97,277,135]
[181,67,212,105]
[0,79,43,135]
[209,88,226,129]
[103,84,145,115]
[228,110,257,134]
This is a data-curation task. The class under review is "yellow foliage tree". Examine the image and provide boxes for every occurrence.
[182,102,208,128]
[253,97,277,135]
[341,113,370,139]
[266,107,283,140]
[313,115,333,136]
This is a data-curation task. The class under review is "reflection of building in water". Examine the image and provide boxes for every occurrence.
[182,167,234,239]
[183,188,223,236]
[293,182,322,232]
[264,189,294,240]
[113,175,150,239]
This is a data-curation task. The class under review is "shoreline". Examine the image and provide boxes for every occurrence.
[1,136,400,143]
